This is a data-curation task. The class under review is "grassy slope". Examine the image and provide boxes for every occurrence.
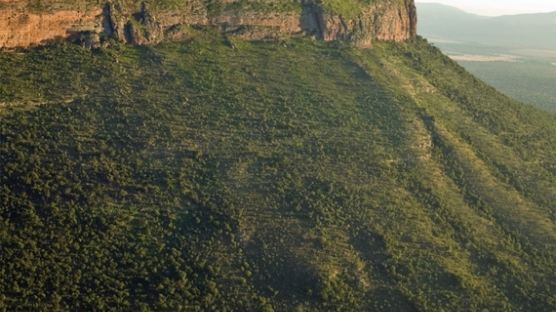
[416,40,556,113]
[457,60,556,113]
[0,35,555,311]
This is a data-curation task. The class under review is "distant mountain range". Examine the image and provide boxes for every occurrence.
[417,3,556,49]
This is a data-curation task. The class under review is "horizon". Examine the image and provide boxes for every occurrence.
[416,0,556,16]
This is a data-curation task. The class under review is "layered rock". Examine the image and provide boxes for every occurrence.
[0,0,417,49]
[0,6,103,48]
[304,0,417,47]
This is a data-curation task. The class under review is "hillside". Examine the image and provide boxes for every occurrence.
[1,2,556,312]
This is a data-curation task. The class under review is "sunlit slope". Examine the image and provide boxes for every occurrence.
[1,36,555,311]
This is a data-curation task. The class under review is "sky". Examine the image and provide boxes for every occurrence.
[416,0,556,16]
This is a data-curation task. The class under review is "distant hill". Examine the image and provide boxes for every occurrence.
[417,3,556,49]
[417,3,556,113]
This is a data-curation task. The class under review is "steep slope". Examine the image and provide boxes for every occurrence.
[1,32,555,311]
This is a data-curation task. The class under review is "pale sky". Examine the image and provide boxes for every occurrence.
[416,0,556,16]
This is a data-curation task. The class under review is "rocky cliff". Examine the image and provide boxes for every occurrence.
[0,0,416,48]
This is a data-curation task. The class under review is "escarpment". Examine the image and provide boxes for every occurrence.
[304,0,417,47]
[0,0,417,48]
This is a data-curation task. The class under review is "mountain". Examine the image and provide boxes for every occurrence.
[1,1,556,311]
[417,3,556,49]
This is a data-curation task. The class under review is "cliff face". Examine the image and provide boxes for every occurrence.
[0,1,103,48]
[306,0,417,47]
[0,0,417,49]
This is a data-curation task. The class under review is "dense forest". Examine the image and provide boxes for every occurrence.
[1,32,555,311]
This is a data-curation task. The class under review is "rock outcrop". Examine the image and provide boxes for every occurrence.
[0,5,102,48]
[0,0,417,49]
[303,0,417,47]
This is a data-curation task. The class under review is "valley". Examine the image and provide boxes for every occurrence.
[417,3,556,113]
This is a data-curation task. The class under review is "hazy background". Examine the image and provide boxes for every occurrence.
[416,0,556,16]
[416,1,556,113]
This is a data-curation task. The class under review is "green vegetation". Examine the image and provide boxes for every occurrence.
[220,0,302,14]
[319,0,372,18]
[1,33,555,311]
[421,40,556,113]
[15,0,401,17]
[457,59,556,113]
